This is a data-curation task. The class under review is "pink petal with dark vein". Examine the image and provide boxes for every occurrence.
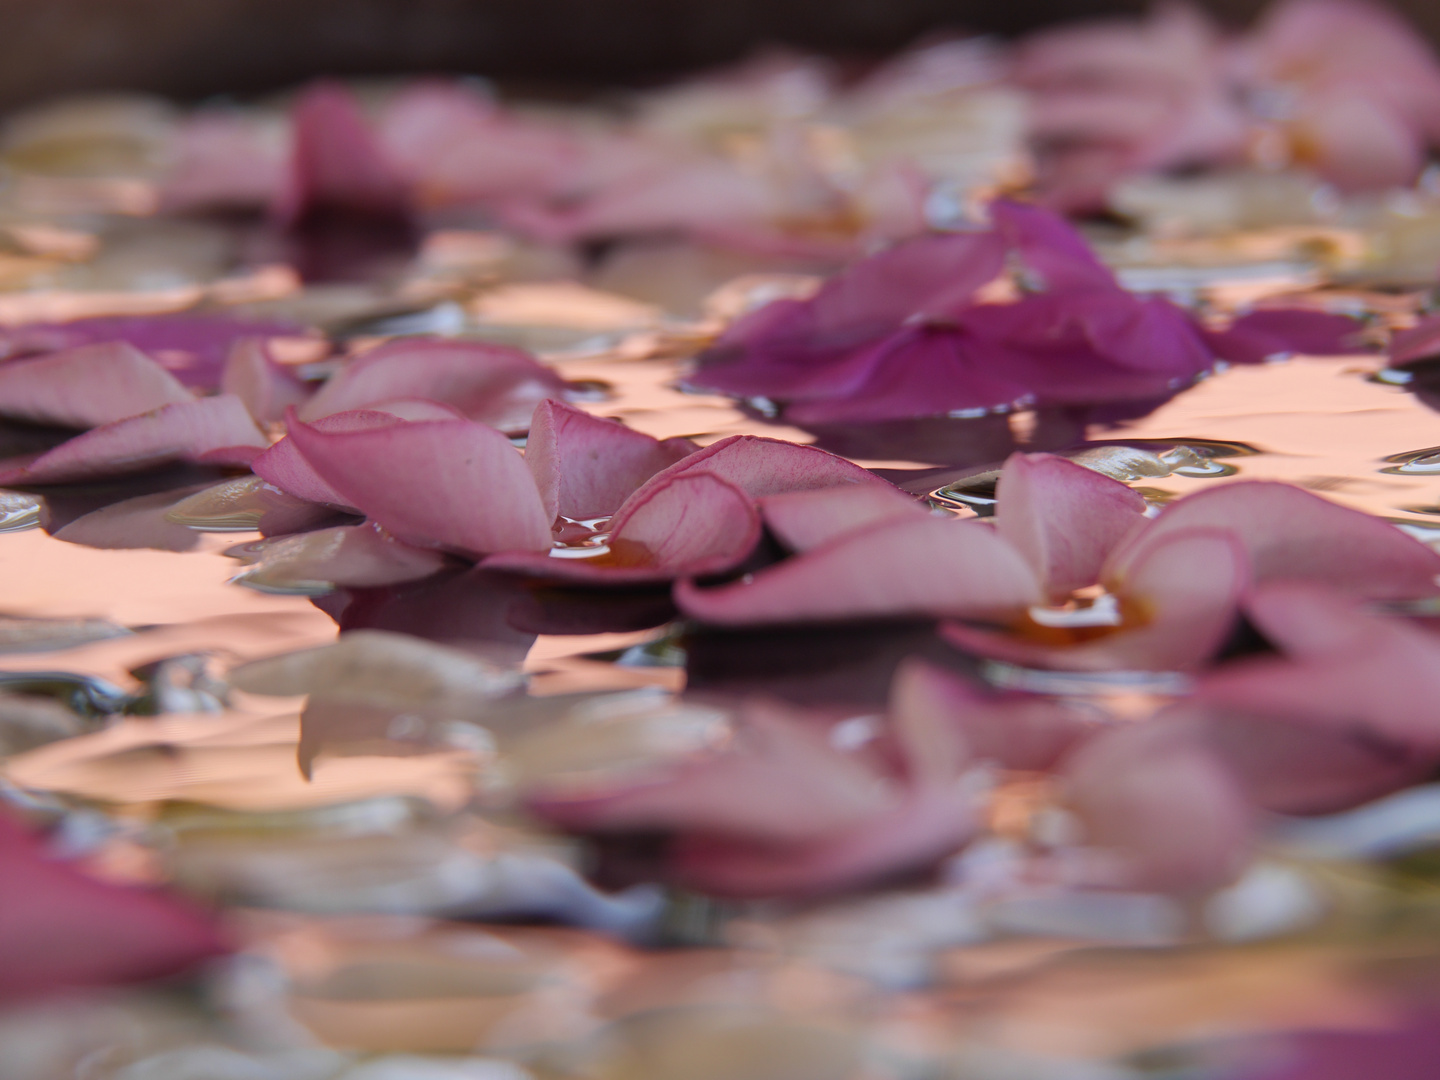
[482,471,761,585]
[1064,718,1253,893]
[233,522,447,591]
[943,526,1248,672]
[298,336,565,432]
[1197,583,1440,753]
[0,812,227,1004]
[637,433,878,503]
[758,482,927,553]
[0,396,267,486]
[995,451,1148,599]
[1104,481,1440,600]
[530,699,895,843]
[274,80,411,225]
[676,515,1041,625]
[1204,309,1370,365]
[283,413,551,556]
[221,338,311,424]
[0,342,193,429]
[889,659,1098,772]
[524,398,696,523]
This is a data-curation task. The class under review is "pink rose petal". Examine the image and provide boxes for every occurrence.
[676,515,1042,625]
[943,526,1248,672]
[482,471,761,585]
[995,451,1148,599]
[0,812,227,1004]
[1064,718,1253,893]
[0,342,193,429]
[220,338,311,424]
[1204,309,1370,365]
[284,412,552,556]
[0,396,268,486]
[1104,481,1440,600]
[298,336,566,432]
[274,80,411,225]
[638,433,879,501]
[758,482,927,553]
[253,409,412,507]
[524,398,695,523]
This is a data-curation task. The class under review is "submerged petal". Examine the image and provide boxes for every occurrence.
[231,522,448,593]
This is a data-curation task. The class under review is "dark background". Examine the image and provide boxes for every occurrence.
[0,0,1434,109]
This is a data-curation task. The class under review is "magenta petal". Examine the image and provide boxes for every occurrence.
[298,337,566,432]
[284,413,551,556]
[0,813,226,1003]
[483,471,761,585]
[0,342,193,429]
[1204,309,1370,364]
[759,482,927,553]
[1197,583,1440,754]
[639,434,879,501]
[677,515,1041,625]
[524,398,696,523]
[1104,481,1440,600]
[0,396,267,486]
[1064,718,1253,893]
[220,339,311,424]
[995,451,1148,598]
[1390,315,1440,366]
[253,409,412,507]
[944,526,1248,672]
[988,198,1118,292]
[275,80,411,225]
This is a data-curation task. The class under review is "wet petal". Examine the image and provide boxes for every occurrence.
[638,433,880,501]
[483,471,761,585]
[0,342,193,429]
[1204,309,1370,364]
[995,451,1148,599]
[0,812,226,1003]
[758,482,927,553]
[677,515,1041,625]
[284,412,552,556]
[524,398,695,523]
[0,395,267,485]
[220,338,311,424]
[252,409,412,508]
[1064,718,1253,893]
[298,336,566,433]
[1104,481,1440,600]
[231,522,448,593]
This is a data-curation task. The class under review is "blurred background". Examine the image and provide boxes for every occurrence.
[4,0,1438,108]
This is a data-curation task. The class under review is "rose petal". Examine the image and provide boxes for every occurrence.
[0,812,226,1003]
[524,398,696,523]
[995,451,1148,599]
[274,80,411,225]
[253,409,414,508]
[1390,315,1440,366]
[283,412,552,556]
[1104,481,1440,600]
[231,522,448,592]
[483,471,761,585]
[0,342,193,429]
[1204,309,1370,365]
[298,336,566,432]
[759,482,927,553]
[0,396,268,486]
[638,433,879,501]
[944,526,1248,671]
[220,338,311,424]
[1064,718,1253,892]
[989,198,1119,292]
[677,515,1042,625]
